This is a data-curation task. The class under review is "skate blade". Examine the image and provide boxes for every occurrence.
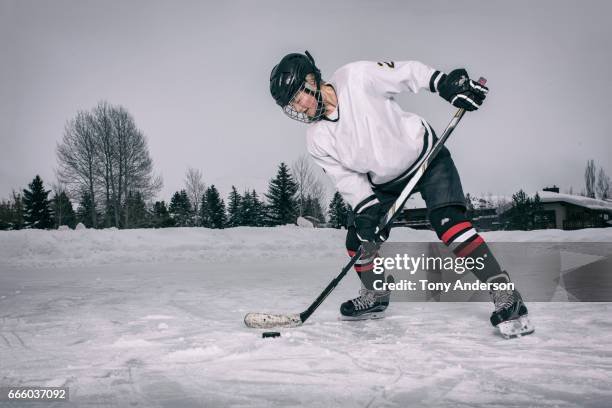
[497,315,535,339]
[339,311,386,321]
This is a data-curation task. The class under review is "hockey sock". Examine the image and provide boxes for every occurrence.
[430,206,510,284]
[346,227,382,290]
[347,247,381,290]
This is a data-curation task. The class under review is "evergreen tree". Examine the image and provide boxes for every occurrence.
[227,186,242,227]
[52,191,76,229]
[169,190,192,227]
[0,200,11,230]
[303,195,325,223]
[182,190,193,226]
[238,189,265,227]
[531,192,547,229]
[0,192,25,230]
[22,175,53,229]
[76,190,98,228]
[251,190,265,227]
[103,199,115,228]
[123,191,149,228]
[203,185,226,229]
[199,192,210,227]
[328,191,348,229]
[238,190,253,226]
[265,162,298,225]
[533,192,543,212]
[507,189,534,230]
[152,200,174,228]
[11,191,25,230]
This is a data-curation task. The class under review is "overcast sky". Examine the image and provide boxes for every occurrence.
[1,0,611,204]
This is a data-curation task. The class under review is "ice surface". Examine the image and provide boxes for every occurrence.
[1,227,611,407]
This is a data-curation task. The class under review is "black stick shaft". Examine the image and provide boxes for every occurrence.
[299,246,363,322]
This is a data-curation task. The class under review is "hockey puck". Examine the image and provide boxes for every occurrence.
[262,331,281,338]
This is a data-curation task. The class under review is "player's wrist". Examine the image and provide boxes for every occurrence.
[429,70,447,93]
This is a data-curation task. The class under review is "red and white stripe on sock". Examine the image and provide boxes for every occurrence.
[438,218,509,284]
[347,249,378,273]
[440,221,484,258]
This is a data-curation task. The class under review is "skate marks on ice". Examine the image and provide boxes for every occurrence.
[0,317,30,351]
[341,304,607,408]
[217,304,611,407]
[280,303,612,408]
[0,268,243,406]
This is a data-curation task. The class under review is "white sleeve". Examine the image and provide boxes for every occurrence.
[307,144,378,212]
[360,60,445,96]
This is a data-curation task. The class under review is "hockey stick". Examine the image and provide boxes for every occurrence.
[245,78,487,329]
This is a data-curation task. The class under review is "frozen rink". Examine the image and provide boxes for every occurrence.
[1,227,612,407]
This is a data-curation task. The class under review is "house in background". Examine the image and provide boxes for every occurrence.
[538,190,612,230]
[468,207,500,231]
[394,193,502,231]
[393,186,612,231]
[394,207,430,229]
[395,206,502,231]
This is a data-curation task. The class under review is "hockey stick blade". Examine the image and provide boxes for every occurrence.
[244,312,303,329]
[243,247,364,329]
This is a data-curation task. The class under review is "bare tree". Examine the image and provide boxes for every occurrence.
[184,167,205,226]
[119,128,162,228]
[92,101,118,226]
[56,102,162,229]
[292,155,326,216]
[112,106,130,226]
[309,178,326,208]
[111,106,162,227]
[57,110,100,228]
[585,159,596,199]
[495,196,512,215]
[596,167,610,200]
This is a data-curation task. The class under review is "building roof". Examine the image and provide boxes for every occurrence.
[538,191,612,211]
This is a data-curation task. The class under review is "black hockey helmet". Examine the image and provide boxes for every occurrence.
[270,51,321,108]
[270,51,326,123]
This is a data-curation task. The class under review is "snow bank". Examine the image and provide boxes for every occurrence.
[296,216,314,228]
[1,226,611,269]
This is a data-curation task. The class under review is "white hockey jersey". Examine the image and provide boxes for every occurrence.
[306,60,444,211]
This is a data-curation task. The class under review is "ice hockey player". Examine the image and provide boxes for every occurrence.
[269,51,533,338]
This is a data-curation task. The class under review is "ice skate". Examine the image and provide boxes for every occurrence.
[340,289,390,321]
[490,288,534,339]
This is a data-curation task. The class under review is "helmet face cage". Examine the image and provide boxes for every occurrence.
[282,81,326,123]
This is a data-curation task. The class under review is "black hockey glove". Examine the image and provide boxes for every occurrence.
[437,69,488,111]
[354,202,389,243]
